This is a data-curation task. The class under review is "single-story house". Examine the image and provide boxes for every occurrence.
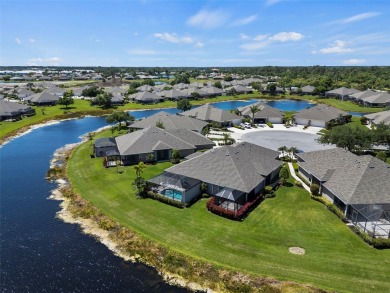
[360,92,390,107]
[173,83,189,90]
[26,92,59,106]
[297,148,390,238]
[237,102,284,124]
[129,91,163,104]
[148,142,281,207]
[294,104,348,127]
[225,85,253,95]
[0,100,36,121]
[17,89,35,99]
[136,85,156,92]
[157,89,187,101]
[325,87,360,100]
[115,126,214,165]
[201,86,225,97]
[364,110,390,126]
[129,111,208,133]
[301,85,316,95]
[348,89,378,102]
[179,104,242,126]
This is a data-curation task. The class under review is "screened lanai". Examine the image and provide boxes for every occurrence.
[349,204,390,239]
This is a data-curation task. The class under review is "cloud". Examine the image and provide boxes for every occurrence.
[269,32,303,42]
[343,59,366,65]
[315,40,353,54]
[154,32,193,44]
[15,38,21,45]
[27,57,61,66]
[253,34,268,41]
[231,15,257,26]
[134,32,139,36]
[340,12,381,24]
[240,34,250,40]
[186,9,229,29]
[240,32,303,50]
[29,38,35,43]
[153,32,203,48]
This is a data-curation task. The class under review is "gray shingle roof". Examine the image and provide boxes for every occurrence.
[301,85,315,93]
[129,111,208,132]
[361,92,390,105]
[27,92,59,104]
[180,104,241,123]
[165,142,281,193]
[325,87,360,96]
[298,148,390,205]
[0,100,33,117]
[237,102,284,119]
[115,126,202,155]
[94,137,117,148]
[365,110,390,125]
[294,104,348,122]
[130,91,161,102]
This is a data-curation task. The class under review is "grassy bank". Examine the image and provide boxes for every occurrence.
[67,135,390,293]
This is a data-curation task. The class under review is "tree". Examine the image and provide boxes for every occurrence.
[372,123,390,150]
[172,73,190,85]
[171,149,181,164]
[376,151,387,162]
[213,81,222,89]
[222,133,231,145]
[2,75,10,82]
[93,92,113,109]
[317,124,372,152]
[133,161,146,178]
[279,166,289,185]
[82,86,101,97]
[106,111,134,131]
[155,120,164,129]
[267,83,277,95]
[278,146,288,157]
[289,146,298,157]
[177,99,192,112]
[249,105,259,124]
[224,76,233,82]
[132,176,147,198]
[58,90,74,109]
[191,92,201,100]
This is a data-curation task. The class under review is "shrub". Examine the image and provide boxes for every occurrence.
[266,121,274,128]
[295,180,303,187]
[310,195,346,221]
[310,183,320,196]
[233,125,245,130]
[146,191,186,208]
[297,173,310,186]
[206,195,263,221]
[264,185,273,194]
[170,149,181,164]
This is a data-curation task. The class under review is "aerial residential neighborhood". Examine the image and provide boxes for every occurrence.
[1,0,390,292]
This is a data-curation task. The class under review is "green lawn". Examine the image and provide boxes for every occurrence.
[67,138,390,293]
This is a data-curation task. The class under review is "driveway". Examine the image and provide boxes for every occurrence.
[231,125,336,153]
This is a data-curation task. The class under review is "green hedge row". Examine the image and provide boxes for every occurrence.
[310,195,346,221]
[352,227,390,249]
[146,191,186,208]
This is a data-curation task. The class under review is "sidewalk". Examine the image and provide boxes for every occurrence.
[287,162,311,193]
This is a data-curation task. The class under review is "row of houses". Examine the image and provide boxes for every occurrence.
[325,87,390,107]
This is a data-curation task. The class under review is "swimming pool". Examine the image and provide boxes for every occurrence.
[160,189,183,201]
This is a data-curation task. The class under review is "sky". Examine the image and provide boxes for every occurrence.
[1,0,389,67]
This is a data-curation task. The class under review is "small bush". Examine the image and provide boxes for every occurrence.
[295,180,303,187]
[266,121,274,128]
[310,183,320,196]
[264,185,273,194]
[202,193,210,198]
[233,125,245,130]
[146,191,186,208]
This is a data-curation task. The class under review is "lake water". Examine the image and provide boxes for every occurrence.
[0,98,345,292]
[0,117,188,292]
[129,99,315,119]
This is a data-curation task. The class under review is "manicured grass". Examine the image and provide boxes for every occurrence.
[67,138,390,293]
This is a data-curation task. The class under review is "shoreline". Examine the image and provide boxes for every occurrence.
[48,142,211,292]
[47,132,321,293]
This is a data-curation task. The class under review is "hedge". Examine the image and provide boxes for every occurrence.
[310,195,346,221]
[206,195,263,221]
[352,227,390,249]
[266,121,274,128]
[146,191,186,208]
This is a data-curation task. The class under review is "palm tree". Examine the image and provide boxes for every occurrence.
[289,146,298,157]
[278,146,288,157]
[223,132,231,145]
[133,161,146,178]
[249,105,259,125]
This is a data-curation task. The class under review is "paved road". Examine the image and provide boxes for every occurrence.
[240,130,335,153]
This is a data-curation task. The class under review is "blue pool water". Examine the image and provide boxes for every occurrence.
[160,189,183,201]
